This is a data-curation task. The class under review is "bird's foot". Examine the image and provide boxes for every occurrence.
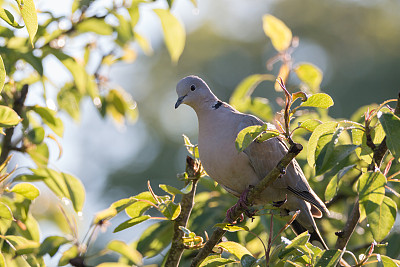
[226,186,254,223]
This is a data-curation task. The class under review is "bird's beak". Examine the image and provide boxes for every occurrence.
[175,95,186,109]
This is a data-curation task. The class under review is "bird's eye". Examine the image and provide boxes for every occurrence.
[190,84,196,91]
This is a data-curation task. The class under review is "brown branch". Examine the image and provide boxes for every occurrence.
[335,91,400,253]
[0,84,29,165]
[165,157,200,267]
[190,143,303,267]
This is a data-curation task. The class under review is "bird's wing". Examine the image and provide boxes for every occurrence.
[238,115,328,215]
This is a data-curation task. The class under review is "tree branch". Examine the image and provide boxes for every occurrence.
[190,143,303,267]
[165,157,200,267]
[0,84,29,165]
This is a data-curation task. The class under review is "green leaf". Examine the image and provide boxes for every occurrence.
[352,125,385,164]
[114,13,133,45]
[107,240,142,264]
[378,255,398,267]
[247,97,274,122]
[0,105,21,127]
[3,235,39,252]
[0,55,4,92]
[229,74,274,112]
[241,254,257,267]
[358,171,386,221]
[307,121,338,167]
[218,241,253,260]
[298,119,322,132]
[300,93,334,109]
[110,197,137,213]
[0,8,24,28]
[134,32,153,55]
[367,196,397,242]
[214,223,249,232]
[182,134,199,158]
[262,14,292,52]
[58,245,79,266]
[18,0,38,46]
[154,9,185,63]
[0,202,12,220]
[0,253,5,267]
[279,231,310,259]
[10,183,40,200]
[159,182,193,196]
[125,200,152,218]
[137,221,173,257]
[294,63,323,93]
[31,106,64,137]
[52,50,87,95]
[32,168,85,212]
[378,113,400,162]
[113,215,150,233]
[93,207,117,224]
[235,124,278,152]
[199,257,236,267]
[27,142,49,166]
[76,18,113,35]
[38,236,70,257]
[325,165,355,202]
[315,250,342,267]
[158,200,181,220]
[27,127,45,144]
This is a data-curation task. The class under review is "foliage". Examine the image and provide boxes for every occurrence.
[0,1,399,267]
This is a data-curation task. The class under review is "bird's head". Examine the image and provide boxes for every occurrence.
[175,75,217,109]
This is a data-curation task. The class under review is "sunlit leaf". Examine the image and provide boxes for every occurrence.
[10,183,40,200]
[0,202,12,220]
[298,119,322,132]
[275,63,290,91]
[358,171,386,221]
[114,13,133,45]
[135,32,153,55]
[58,245,79,266]
[235,124,276,152]
[295,63,323,93]
[159,182,193,196]
[0,55,5,93]
[218,241,253,260]
[262,14,292,52]
[378,255,398,267]
[26,142,49,166]
[307,121,338,167]
[214,223,249,232]
[300,93,334,109]
[182,134,199,158]
[367,196,397,242]
[0,8,24,28]
[18,0,38,46]
[158,200,181,220]
[125,200,152,218]
[107,240,142,264]
[113,215,150,233]
[278,231,310,259]
[93,207,117,225]
[76,18,113,35]
[111,197,137,213]
[325,165,355,202]
[31,106,64,137]
[315,250,342,267]
[154,9,185,63]
[0,253,5,267]
[137,221,173,257]
[379,113,400,162]
[38,236,70,257]
[199,256,236,267]
[3,235,39,254]
[0,105,21,127]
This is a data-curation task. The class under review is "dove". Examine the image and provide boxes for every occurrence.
[175,75,330,249]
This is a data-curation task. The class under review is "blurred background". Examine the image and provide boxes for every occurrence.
[28,0,400,261]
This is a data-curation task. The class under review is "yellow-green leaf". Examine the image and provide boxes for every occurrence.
[379,113,400,162]
[154,9,185,63]
[262,14,292,52]
[76,18,113,35]
[18,0,38,47]
[0,202,12,220]
[300,93,334,109]
[218,241,253,260]
[307,121,338,167]
[358,171,386,221]
[10,183,40,200]
[158,200,181,220]
[93,207,117,225]
[113,215,150,233]
[0,8,24,28]
[367,196,397,242]
[107,240,142,264]
[0,105,21,127]
[0,55,4,93]
[295,63,323,93]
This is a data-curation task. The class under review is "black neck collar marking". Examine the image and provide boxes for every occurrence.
[212,101,223,110]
